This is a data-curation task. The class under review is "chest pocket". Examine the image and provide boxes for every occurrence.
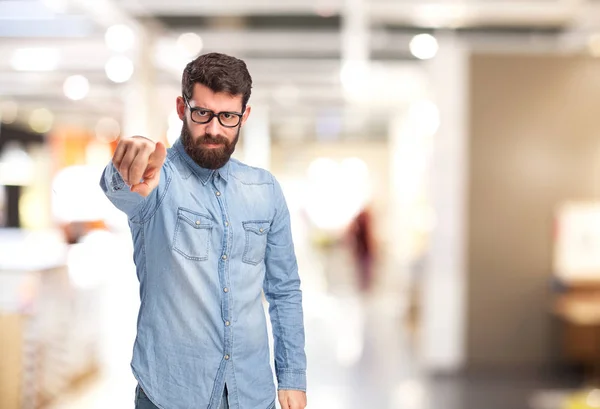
[242,221,271,265]
[173,208,214,261]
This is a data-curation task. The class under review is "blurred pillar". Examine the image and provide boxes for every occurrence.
[388,112,426,276]
[121,25,163,142]
[420,32,469,372]
[340,0,370,103]
[341,0,369,64]
[242,105,271,170]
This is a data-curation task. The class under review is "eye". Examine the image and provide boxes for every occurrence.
[197,110,211,117]
[222,113,233,119]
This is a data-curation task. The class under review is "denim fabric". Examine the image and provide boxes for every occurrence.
[101,138,306,409]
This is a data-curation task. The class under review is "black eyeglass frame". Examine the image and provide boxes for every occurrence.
[184,98,244,128]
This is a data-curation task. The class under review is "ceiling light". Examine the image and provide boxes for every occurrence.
[29,108,54,133]
[409,34,439,60]
[105,55,134,83]
[63,75,89,101]
[177,33,203,58]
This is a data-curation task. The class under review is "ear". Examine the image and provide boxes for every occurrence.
[240,105,251,126]
[176,96,186,120]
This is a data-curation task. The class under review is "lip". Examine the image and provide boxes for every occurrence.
[202,143,224,149]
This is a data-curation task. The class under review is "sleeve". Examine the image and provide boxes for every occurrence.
[99,160,170,222]
[263,175,307,391]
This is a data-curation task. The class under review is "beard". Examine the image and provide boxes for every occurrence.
[181,117,240,170]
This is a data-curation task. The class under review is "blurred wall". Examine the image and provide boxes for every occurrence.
[467,54,600,368]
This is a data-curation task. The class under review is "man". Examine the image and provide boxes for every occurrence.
[100,53,307,409]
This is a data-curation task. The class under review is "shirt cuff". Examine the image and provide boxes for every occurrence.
[107,164,127,192]
[276,369,307,392]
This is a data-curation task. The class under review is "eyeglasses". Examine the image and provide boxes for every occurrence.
[184,99,243,128]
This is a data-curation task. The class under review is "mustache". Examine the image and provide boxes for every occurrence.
[196,134,229,145]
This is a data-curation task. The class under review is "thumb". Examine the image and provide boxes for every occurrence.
[149,141,167,166]
[130,180,154,197]
[131,164,161,197]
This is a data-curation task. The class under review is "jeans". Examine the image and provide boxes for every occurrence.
[135,385,229,409]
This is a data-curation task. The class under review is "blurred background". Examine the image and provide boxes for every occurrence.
[3,0,600,408]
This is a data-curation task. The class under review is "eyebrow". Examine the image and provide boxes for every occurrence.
[192,106,243,115]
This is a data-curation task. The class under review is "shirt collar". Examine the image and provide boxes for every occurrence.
[173,138,230,185]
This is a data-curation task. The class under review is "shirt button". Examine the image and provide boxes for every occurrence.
[225,221,229,227]
[223,287,229,293]
[224,355,230,360]
[225,321,230,326]
[222,254,227,260]
[195,220,201,225]
[216,191,221,196]
[259,228,264,233]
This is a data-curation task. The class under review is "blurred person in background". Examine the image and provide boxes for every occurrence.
[347,206,376,292]
[99,53,307,409]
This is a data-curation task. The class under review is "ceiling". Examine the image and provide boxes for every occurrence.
[1,0,599,142]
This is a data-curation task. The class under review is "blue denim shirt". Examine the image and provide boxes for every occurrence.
[99,138,306,409]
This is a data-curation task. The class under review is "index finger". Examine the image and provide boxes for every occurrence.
[112,140,128,169]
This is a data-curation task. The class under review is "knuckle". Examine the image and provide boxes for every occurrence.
[130,164,143,176]
[132,135,152,145]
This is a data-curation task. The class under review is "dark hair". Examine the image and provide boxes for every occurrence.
[182,52,252,112]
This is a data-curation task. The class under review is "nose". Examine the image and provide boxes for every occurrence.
[205,115,221,136]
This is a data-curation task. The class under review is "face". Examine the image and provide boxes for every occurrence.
[177,83,251,169]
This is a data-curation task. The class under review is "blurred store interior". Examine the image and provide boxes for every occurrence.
[3,0,600,408]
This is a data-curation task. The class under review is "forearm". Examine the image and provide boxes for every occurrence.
[100,162,148,217]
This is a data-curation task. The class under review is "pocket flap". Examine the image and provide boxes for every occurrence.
[242,221,271,235]
[178,208,214,229]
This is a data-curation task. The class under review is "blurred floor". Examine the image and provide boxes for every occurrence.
[45,235,580,409]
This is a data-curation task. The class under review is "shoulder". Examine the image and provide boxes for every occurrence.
[164,145,192,178]
[229,158,275,186]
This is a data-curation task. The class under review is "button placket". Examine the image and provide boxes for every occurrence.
[214,174,233,333]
